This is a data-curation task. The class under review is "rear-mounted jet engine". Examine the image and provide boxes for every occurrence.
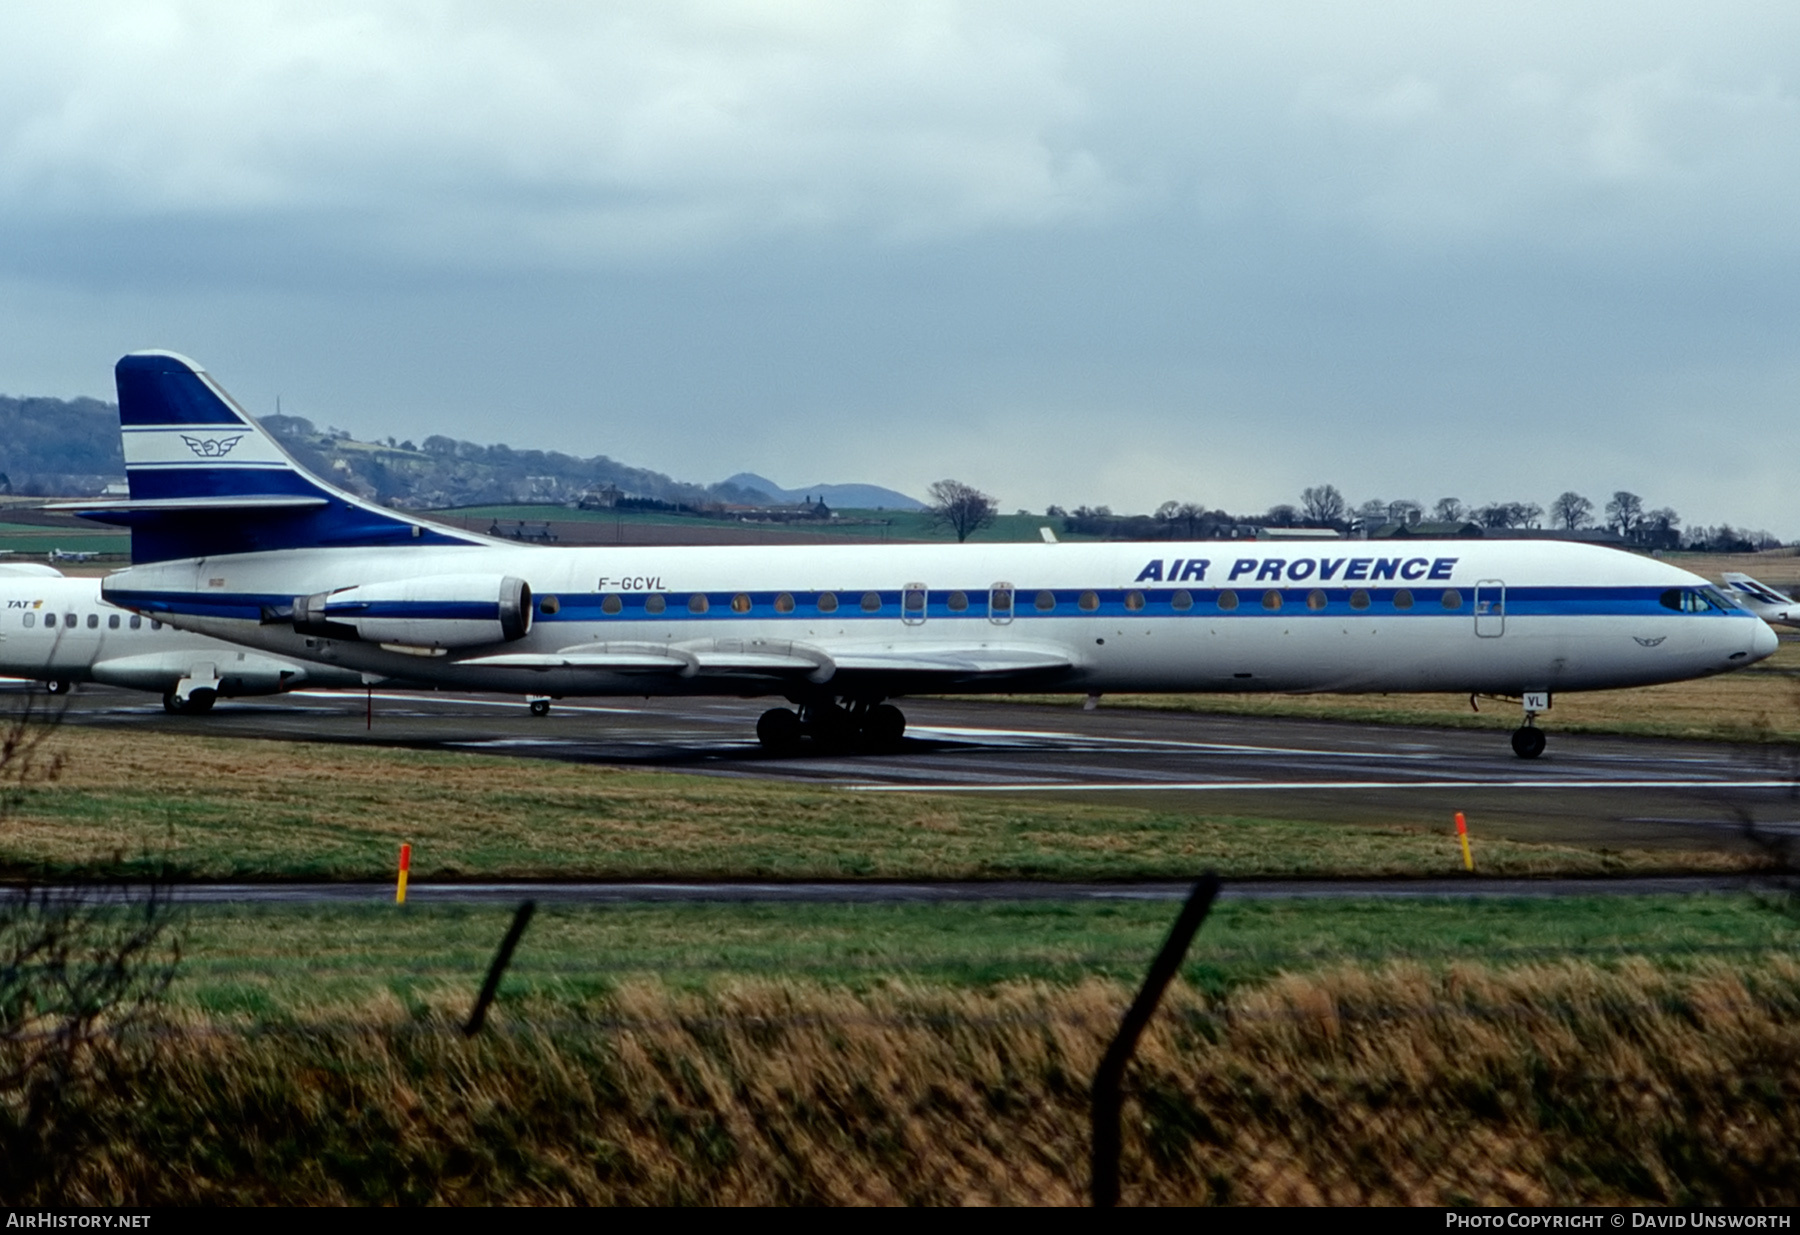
[282,574,532,649]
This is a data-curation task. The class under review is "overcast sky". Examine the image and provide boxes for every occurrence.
[3,2,1797,533]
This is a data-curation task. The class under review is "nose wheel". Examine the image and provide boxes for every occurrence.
[1510,726,1546,759]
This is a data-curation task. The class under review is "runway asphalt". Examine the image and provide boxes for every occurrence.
[120,873,1771,906]
[21,681,1800,853]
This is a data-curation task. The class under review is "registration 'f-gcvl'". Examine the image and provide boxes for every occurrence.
[66,352,1778,759]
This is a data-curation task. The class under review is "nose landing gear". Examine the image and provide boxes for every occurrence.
[1510,690,1551,759]
[1510,725,1546,759]
[757,698,908,754]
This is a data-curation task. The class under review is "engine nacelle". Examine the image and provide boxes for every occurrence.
[293,574,532,649]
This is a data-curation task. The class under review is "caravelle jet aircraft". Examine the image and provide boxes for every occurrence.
[65,352,1778,758]
[0,565,364,709]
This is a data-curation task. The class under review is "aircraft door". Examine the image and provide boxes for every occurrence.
[902,582,927,626]
[989,582,1014,625]
[1474,580,1505,637]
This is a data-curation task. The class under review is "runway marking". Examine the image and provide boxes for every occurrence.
[905,724,1425,759]
[290,690,644,715]
[850,779,1800,793]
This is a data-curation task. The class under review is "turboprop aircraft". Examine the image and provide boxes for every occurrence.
[65,351,1778,758]
[1719,573,1800,629]
[0,566,365,710]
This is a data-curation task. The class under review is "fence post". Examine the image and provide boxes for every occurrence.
[464,900,536,1036]
[1091,873,1221,1207]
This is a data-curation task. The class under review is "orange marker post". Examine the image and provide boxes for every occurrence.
[396,842,411,904]
[1455,812,1473,872]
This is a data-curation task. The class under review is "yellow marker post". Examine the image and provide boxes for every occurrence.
[396,842,411,904]
[1455,812,1473,872]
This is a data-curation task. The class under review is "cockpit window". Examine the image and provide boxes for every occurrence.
[1661,588,1731,614]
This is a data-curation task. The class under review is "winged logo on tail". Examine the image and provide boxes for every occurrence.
[180,434,244,458]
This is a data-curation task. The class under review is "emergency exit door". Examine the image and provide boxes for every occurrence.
[1474,579,1505,637]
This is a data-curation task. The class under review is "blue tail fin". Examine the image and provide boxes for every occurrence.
[67,351,482,563]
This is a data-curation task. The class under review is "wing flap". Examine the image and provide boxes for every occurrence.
[830,646,1073,676]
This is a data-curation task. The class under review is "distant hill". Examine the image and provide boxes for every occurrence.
[724,472,923,511]
[0,392,917,511]
[0,395,125,495]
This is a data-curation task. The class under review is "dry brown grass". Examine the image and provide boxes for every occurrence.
[37,958,1800,1205]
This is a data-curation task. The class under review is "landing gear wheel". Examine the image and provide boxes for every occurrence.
[529,699,551,717]
[863,703,907,751]
[44,679,72,696]
[1510,727,1546,759]
[757,707,802,753]
[162,690,216,715]
[808,702,855,749]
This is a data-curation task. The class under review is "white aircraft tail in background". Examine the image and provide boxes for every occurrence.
[1720,573,1800,629]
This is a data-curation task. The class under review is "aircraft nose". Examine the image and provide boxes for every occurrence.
[1750,619,1779,663]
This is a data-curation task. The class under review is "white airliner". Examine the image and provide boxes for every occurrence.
[0,566,364,710]
[63,352,1778,758]
[1719,573,1799,629]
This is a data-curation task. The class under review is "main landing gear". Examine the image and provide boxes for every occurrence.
[162,689,216,715]
[1510,691,1551,759]
[757,698,907,755]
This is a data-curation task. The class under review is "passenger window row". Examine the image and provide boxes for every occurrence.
[567,588,1469,615]
[20,612,158,630]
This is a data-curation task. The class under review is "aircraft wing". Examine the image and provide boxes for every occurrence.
[828,646,1073,676]
[451,640,1072,685]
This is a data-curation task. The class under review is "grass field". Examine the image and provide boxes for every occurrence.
[1,724,1764,880]
[169,892,1800,1014]
[0,521,128,559]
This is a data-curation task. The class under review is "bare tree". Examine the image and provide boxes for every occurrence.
[1550,491,1593,531]
[1473,501,1540,529]
[1387,499,1423,526]
[1299,484,1346,526]
[926,479,998,543]
[1431,497,1465,522]
[1155,501,1207,538]
[1605,491,1645,536]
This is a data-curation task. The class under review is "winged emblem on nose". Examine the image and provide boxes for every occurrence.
[1633,635,1667,647]
[180,434,245,458]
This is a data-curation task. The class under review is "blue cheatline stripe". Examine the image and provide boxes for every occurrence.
[530,585,1747,621]
[109,585,1755,627]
